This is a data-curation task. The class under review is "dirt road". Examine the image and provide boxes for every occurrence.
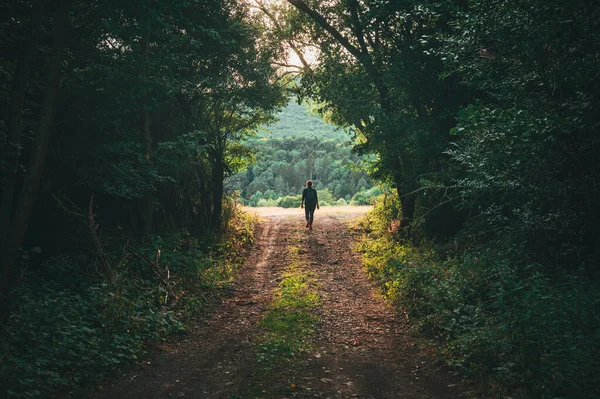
[91,209,460,398]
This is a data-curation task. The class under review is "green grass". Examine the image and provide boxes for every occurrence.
[256,244,320,371]
[235,241,320,398]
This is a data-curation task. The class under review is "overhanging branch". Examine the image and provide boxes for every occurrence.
[255,0,311,69]
[286,0,391,112]
[287,0,363,60]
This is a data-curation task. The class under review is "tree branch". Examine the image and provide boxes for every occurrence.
[347,0,369,56]
[287,0,391,112]
[272,62,305,69]
[254,0,311,69]
[287,0,363,60]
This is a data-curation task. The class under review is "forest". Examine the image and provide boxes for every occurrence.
[230,100,380,207]
[1,0,599,398]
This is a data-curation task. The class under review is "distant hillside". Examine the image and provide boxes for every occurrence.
[260,101,348,140]
[229,100,379,207]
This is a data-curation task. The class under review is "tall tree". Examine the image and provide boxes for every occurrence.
[0,0,285,310]
[1,0,72,311]
[285,0,466,230]
[0,0,44,249]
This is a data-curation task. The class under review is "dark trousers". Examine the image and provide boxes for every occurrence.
[305,204,316,224]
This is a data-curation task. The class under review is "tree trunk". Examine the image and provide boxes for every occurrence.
[392,153,416,234]
[1,0,71,314]
[210,154,224,231]
[140,108,154,236]
[0,0,44,252]
[400,194,415,230]
[139,31,153,237]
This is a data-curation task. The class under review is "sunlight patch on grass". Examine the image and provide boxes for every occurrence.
[256,242,320,371]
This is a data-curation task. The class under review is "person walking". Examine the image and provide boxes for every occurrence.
[301,180,319,230]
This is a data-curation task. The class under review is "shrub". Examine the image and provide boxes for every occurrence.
[0,204,256,398]
[351,186,383,205]
[256,198,278,207]
[0,276,184,398]
[359,196,600,398]
[316,188,334,204]
[278,195,302,208]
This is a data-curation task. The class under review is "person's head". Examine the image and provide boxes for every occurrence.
[306,180,313,188]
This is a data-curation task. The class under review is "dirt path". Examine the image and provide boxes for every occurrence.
[91,209,460,398]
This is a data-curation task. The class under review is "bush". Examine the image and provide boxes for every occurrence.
[256,198,278,207]
[351,186,383,205]
[0,275,184,398]
[278,195,302,208]
[248,191,264,207]
[316,188,334,204]
[358,196,600,398]
[0,205,256,398]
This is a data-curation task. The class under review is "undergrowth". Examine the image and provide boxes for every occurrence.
[358,195,600,398]
[0,203,256,398]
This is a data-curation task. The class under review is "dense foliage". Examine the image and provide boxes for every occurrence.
[360,197,600,397]
[0,206,255,398]
[276,0,600,396]
[0,0,282,396]
[282,0,468,227]
[230,101,379,206]
[0,0,285,287]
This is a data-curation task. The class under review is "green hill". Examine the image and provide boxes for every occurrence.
[229,101,379,206]
[259,101,348,140]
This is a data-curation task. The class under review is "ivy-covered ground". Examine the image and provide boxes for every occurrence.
[0,206,256,398]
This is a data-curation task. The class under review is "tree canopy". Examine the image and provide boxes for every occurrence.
[261,0,600,396]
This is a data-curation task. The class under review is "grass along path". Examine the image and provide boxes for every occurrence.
[257,240,320,370]
[239,232,321,397]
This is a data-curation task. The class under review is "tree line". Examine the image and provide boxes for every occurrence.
[229,101,378,206]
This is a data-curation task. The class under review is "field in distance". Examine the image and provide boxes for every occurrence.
[243,205,372,217]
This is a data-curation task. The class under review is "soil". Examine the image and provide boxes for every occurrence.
[89,208,464,399]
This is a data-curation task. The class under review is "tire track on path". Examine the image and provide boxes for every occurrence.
[267,214,460,398]
[91,217,290,399]
[90,212,462,399]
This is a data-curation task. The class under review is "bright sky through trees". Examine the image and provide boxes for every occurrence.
[247,0,319,69]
